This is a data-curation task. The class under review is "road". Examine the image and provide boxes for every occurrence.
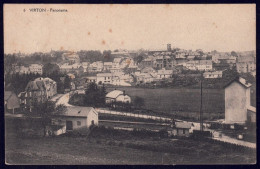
[55,92,256,149]
[188,122,256,148]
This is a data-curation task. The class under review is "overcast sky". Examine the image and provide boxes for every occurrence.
[4,4,256,54]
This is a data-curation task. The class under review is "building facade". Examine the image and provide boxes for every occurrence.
[19,77,57,108]
[224,78,252,124]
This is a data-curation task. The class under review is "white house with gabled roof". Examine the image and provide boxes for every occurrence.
[105,90,131,104]
[224,77,256,124]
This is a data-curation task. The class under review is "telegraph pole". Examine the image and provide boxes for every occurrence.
[200,72,203,131]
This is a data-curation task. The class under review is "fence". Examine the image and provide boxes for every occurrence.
[96,108,172,123]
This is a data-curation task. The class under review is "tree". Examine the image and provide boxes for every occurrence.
[28,101,67,136]
[4,54,19,75]
[134,53,145,64]
[77,50,103,62]
[133,96,145,109]
[231,51,238,57]
[64,75,71,89]
[42,63,60,75]
[55,104,68,114]
[103,50,112,62]
[84,82,106,107]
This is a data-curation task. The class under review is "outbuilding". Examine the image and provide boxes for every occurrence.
[167,122,192,137]
[4,91,20,114]
[49,106,98,135]
[105,89,131,104]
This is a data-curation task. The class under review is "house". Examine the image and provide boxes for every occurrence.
[224,77,255,124]
[49,106,98,135]
[110,67,122,73]
[59,63,84,74]
[154,56,173,69]
[175,53,186,59]
[15,65,30,74]
[29,64,43,74]
[203,71,223,78]
[81,62,89,72]
[197,60,212,71]
[14,64,42,75]
[120,58,134,69]
[103,62,113,71]
[187,55,195,60]
[111,50,130,57]
[141,67,156,74]
[85,76,96,84]
[236,56,256,73]
[157,68,173,79]
[184,60,212,71]
[4,91,20,114]
[136,73,155,83]
[167,122,192,137]
[212,54,236,65]
[111,72,133,84]
[96,73,113,84]
[117,73,134,83]
[88,61,104,72]
[20,77,57,109]
[111,76,131,86]
[62,52,80,64]
[139,56,155,68]
[106,90,131,104]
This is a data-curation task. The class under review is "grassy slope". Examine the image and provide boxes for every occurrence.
[5,119,256,165]
[107,87,225,114]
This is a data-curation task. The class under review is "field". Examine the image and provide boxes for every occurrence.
[107,87,225,115]
[5,118,256,165]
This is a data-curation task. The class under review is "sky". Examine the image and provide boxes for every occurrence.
[4,4,256,54]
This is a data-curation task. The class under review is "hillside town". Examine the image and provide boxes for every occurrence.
[6,45,256,88]
[5,45,256,139]
[4,4,256,165]
[5,49,257,164]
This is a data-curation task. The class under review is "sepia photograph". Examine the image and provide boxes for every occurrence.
[4,4,256,165]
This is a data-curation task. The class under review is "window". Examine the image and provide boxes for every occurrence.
[183,129,185,134]
[77,121,81,126]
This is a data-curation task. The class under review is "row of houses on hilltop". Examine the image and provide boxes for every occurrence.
[14,64,43,75]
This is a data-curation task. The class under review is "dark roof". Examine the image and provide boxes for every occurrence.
[5,83,15,91]
[224,77,252,89]
[4,91,13,101]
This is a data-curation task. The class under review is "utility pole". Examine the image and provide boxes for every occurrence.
[200,72,203,131]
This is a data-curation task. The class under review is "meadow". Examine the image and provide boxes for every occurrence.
[107,87,225,117]
[5,119,256,165]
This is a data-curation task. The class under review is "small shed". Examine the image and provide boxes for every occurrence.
[168,122,192,137]
[4,91,20,114]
